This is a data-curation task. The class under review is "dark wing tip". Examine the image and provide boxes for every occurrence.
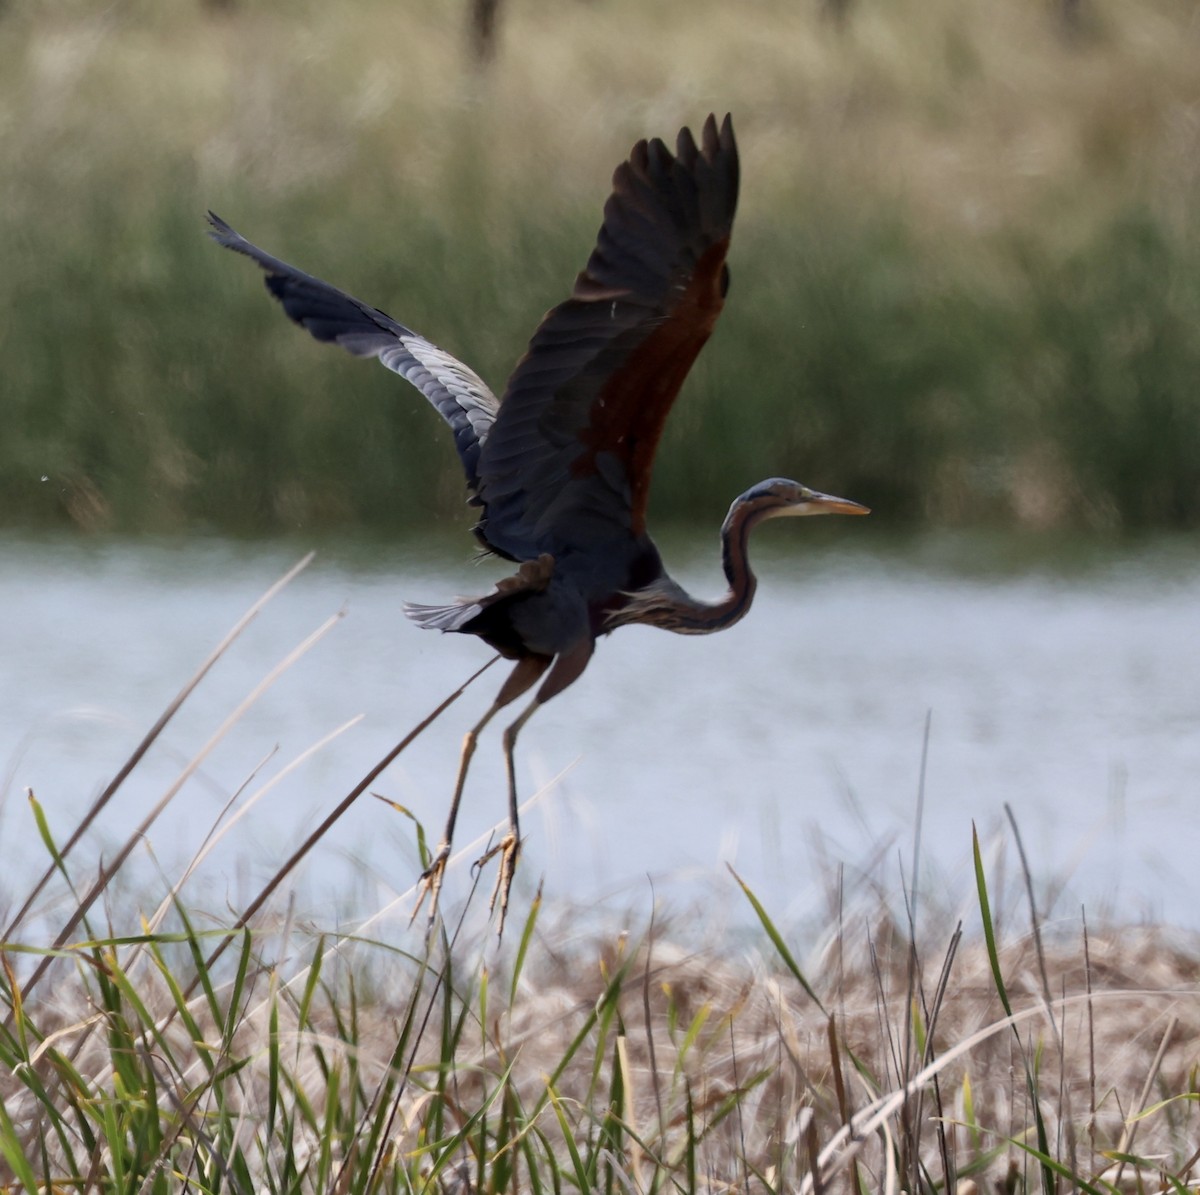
[675,123,699,167]
[206,210,239,244]
[692,113,735,156]
[669,114,735,166]
[624,136,650,180]
[675,114,739,210]
[706,113,735,151]
[205,211,264,264]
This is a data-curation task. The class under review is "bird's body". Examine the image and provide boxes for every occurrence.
[209,115,867,930]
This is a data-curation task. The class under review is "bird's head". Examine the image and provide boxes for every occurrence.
[731,478,870,524]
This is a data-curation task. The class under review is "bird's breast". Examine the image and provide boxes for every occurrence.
[506,580,591,658]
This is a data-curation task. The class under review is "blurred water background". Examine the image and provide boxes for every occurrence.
[2,0,1199,933]
[3,533,1198,933]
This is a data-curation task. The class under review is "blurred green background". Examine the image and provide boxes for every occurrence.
[2,0,1198,537]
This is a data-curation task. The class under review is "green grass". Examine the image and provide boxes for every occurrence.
[2,0,1200,535]
[2,563,1199,1192]
[5,808,1200,1194]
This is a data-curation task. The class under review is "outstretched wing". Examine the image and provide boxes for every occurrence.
[474,114,739,561]
[207,213,498,498]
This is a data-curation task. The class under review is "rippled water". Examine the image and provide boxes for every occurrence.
[2,531,1198,934]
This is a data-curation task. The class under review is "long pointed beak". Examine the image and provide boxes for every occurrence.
[806,490,871,516]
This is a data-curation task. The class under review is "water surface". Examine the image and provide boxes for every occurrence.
[2,531,1198,936]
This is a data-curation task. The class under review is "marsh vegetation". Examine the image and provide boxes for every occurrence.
[2,0,1199,534]
[2,561,1197,1191]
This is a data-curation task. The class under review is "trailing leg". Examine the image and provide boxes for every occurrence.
[412,654,548,933]
[484,639,594,936]
[481,695,542,930]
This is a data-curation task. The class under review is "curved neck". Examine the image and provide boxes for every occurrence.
[691,496,762,632]
[616,496,769,635]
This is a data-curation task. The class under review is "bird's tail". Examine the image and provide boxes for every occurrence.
[403,600,483,633]
[403,554,555,635]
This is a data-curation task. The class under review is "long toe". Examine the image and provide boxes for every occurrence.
[411,845,451,935]
[486,833,521,940]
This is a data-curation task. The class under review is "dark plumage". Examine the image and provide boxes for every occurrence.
[208,115,868,932]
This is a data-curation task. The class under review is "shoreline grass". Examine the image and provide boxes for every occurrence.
[3,1,1200,534]
[2,564,1198,1192]
[4,828,1199,1191]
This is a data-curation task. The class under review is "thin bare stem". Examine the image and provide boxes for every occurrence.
[197,654,498,979]
[642,893,666,1147]
[1112,1014,1177,1190]
[2,552,314,942]
[14,601,341,1011]
[1083,907,1096,1157]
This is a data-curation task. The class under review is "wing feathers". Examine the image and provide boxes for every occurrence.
[208,114,738,570]
[475,114,739,557]
[207,212,499,496]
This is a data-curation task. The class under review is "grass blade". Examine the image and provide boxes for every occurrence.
[730,865,827,1015]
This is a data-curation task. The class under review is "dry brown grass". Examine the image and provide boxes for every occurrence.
[479,916,1200,1191]
[9,902,1197,1192]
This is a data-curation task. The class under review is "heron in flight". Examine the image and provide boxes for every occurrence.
[209,114,868,931]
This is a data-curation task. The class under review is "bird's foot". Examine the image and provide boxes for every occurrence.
[477,832,521,939]
[411,843,451,938]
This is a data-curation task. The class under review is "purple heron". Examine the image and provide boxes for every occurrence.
[209,115,868,931]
